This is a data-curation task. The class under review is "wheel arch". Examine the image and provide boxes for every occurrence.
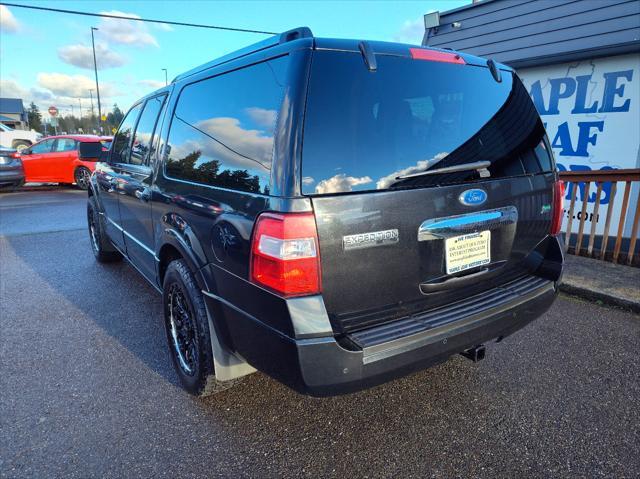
[157,239,207,291]
[11,139,32,149]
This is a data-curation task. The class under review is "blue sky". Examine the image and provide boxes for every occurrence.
[0,0,467,117]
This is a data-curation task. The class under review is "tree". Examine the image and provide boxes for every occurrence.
[27,102,42,132]
[107,103,124,127]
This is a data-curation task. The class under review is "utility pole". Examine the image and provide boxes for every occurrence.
[162,68,168,86]
[70,105,75,133]
[89,89,95,116]
[91,27,102,134]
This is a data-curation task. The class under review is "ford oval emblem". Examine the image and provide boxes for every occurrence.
[459,188,487,206]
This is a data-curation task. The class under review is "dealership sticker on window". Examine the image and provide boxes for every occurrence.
[445,231,491,275]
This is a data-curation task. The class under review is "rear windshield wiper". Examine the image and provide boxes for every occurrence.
[396,160,491,180]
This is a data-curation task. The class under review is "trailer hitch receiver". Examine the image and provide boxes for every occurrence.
[460,344,486,362]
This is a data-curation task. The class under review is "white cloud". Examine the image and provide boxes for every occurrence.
[394,18,425,44]
[37,73,120,99]
[245,107,277,129]
[0,5,20,33]
[58,43,126,70]
[138,79,165,89]
[1,79,29,99]
[302,176,315,185]
[376,152,449,190]
[0,79,52,103]
[98,10,159,47]
[315,174,373,194]
[196,117,274,166]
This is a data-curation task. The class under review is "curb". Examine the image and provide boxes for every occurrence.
[559,283,640,314]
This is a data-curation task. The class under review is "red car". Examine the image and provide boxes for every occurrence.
[19,135,104,189]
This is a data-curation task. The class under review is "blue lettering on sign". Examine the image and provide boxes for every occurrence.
[528,69,633,159]
[600,70,633,113]
[571,75,599,114]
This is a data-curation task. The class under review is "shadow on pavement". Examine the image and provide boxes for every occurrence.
[4,231,182,389]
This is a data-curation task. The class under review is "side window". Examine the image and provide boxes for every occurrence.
[130,95,166,166]
[30,139,55,154]
[165,55,288,194]
[111,103,143,164]
[53,138,77,152]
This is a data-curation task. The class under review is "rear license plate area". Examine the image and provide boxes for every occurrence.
[445,230,491,275]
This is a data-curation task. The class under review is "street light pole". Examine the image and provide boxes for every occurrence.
[162,68,168,86]
[91,27,102,133]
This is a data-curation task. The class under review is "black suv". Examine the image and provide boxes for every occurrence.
[86,28,565,397]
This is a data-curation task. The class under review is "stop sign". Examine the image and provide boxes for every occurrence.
[48,106,58,117]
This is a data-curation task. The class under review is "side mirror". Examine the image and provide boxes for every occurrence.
[20,148,31,155]
[78,142,103,161]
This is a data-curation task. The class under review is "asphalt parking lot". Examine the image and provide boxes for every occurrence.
[1,188,639,478]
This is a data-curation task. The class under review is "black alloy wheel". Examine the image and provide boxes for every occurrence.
[167,283,198,376]
[162,259,240,396]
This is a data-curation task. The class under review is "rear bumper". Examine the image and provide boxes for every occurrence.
[203,275,558,397]
[0,166,24,185]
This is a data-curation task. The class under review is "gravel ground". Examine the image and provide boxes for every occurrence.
[1,189,639,478]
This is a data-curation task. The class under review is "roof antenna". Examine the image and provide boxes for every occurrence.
[487,59,502,83]
[358,41,377,72]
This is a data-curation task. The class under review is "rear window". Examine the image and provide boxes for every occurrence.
[301,51,552,195]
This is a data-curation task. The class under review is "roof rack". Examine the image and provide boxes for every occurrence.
[172,27,313,83]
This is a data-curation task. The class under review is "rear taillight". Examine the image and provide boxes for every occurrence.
[550,180,565,235]
[250,212,321,297]
[409,48,466,64]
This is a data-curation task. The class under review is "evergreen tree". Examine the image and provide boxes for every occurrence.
[107,103,124,127]
[27,102,43,132]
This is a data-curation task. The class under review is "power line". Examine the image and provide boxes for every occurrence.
[0,2,277,35]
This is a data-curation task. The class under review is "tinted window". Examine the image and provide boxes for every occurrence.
[54,138,76,152]
[111,103,142,164]
[165,56,287,194]
[130,95,166,165]
[302,52,553,195]
[31,139,55,154]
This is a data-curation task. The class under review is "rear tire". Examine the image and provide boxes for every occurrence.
[163,259,238,396]
[11,179,25,192]
[0,180,23,192]
[87,196,122,263]
[74,167,91,190]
